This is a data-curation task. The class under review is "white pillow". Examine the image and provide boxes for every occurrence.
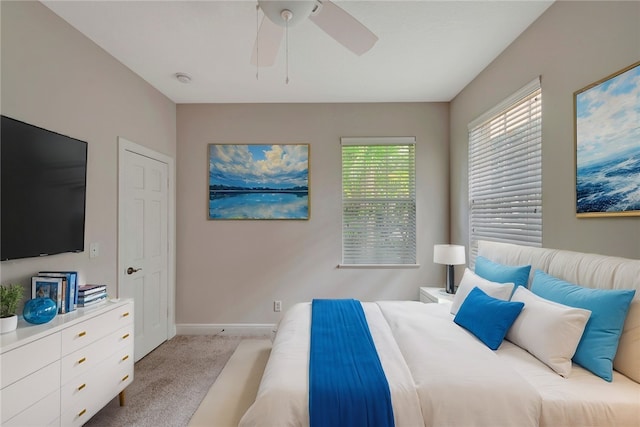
[450,268,515,315]
[506,286,591,377]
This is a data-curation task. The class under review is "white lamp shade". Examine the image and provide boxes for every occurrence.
[433,244,466,265]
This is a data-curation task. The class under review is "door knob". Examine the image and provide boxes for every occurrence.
[127,267,142,275]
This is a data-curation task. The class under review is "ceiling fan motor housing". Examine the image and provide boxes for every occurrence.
[258,0,320,27]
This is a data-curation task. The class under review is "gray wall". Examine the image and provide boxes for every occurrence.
[0,2,177,297]
[176,103,449,324]
[450,1,640,259]
[3,1,637,329]
[1,2,449,327]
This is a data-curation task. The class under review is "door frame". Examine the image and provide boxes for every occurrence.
[117,137,176,340]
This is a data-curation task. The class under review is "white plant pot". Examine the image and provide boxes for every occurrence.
[0,315,18,333]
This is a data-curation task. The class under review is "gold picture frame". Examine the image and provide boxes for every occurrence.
[207,143,310,220]
[574,61,640,217]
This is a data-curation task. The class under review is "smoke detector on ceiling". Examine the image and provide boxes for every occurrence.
[175,73,192,84]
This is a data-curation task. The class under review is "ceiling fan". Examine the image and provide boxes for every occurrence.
[251,0,378,67]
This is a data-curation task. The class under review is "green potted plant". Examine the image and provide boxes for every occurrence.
[1,284,24,333]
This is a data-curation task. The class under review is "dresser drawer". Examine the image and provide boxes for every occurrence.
[0,360,60,423]
[61,304,133,355]
[61,323,133,384]
[0,333,60,389]
[61,349,134,427]
[3,388,60,427]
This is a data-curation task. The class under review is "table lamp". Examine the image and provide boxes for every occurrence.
[433,244,466,294]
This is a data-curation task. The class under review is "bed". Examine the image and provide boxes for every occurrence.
[239,241,640,426]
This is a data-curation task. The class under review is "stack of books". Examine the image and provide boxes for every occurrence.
[77,284,108,307]
[32,271,78,314]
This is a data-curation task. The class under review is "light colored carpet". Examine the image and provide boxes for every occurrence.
[84,335,252,427]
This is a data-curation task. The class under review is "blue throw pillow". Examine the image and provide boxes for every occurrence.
[454,287,525,350]
[475,256,531,289]
[530,270,636,382]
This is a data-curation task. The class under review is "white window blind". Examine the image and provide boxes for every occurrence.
[341,137,416,266]
[468,78,542,264]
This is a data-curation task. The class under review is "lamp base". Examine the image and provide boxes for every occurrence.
[446,264,456,294]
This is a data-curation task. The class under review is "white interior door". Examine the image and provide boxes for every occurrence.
[119,140,169,361]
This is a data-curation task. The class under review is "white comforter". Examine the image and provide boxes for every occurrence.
[239,301,541,427]
[378,301,541,427]
[239,302,424,427]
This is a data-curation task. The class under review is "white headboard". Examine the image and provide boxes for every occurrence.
[477,240,640,383]
[477,240,640,291]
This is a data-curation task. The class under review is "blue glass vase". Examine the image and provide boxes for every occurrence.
[23,298,57,325]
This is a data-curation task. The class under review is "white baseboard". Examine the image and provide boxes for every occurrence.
[176,323,276,337]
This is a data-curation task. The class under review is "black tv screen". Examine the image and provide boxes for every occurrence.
[1,115,87,261]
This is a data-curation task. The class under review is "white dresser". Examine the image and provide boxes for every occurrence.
[0,299,134,427]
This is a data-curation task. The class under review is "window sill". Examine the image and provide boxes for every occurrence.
[337,264,420,269]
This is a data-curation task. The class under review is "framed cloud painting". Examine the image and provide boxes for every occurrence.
[208,144,309,220]
[574,61,640,217]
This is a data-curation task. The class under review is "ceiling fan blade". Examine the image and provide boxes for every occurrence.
[309,1,378,56]
[250,16,284,67]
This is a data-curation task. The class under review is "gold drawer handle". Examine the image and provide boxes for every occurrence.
[78,383,86,391]
[78,331,87,338]
[78,409,87,417]
[122,312,130,317]
[122,333,130,339]
[78,357,86,364]
[122,355,129,362]
[122,374,129,382]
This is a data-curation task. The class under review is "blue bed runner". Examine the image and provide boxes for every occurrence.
[309,299,395,427]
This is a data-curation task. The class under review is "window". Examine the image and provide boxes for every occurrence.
[468,78,542,264]
[341,137,416,266]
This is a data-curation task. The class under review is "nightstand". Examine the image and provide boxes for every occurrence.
[420,286,455,305]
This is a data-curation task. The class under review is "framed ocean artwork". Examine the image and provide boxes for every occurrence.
[574,61,640,217]
[208,144,309,220]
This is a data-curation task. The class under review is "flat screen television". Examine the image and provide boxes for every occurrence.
[1,115,88,261]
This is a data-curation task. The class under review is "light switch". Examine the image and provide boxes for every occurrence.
[90,242,99,258]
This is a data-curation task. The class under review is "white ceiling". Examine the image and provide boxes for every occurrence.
[42,1,553,104]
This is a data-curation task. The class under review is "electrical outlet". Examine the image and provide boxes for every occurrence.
[274,300,282,312]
